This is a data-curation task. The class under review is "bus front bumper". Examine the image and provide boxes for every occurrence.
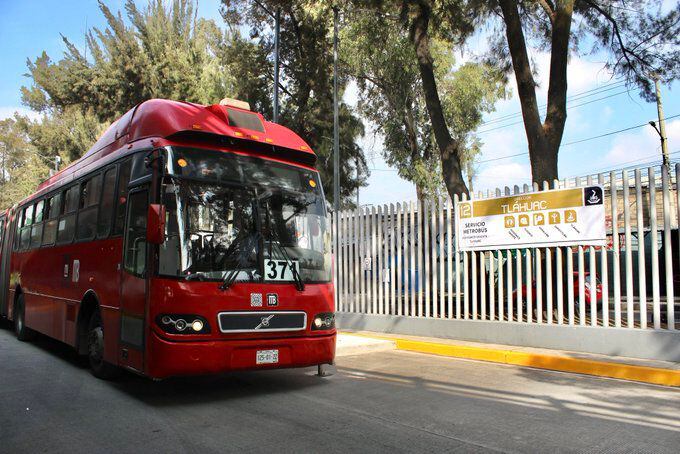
[146,331,336,379]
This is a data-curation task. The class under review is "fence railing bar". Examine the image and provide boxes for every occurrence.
[369,207,376,314]
[525,246,532,323]
[417,200,423,317]
[396,202,403,317]
[516,247,522,322]
[423,200,430,318]
[648,168,660,328]
[439,196,446,318]
[389,203,396,316]
[634,169,647,329]
[598,173,609,328]
[622,170,635,328]
[611,170,622,328]
[360,206,366,314]
[462,195,469,319]
[662,167,675,330]
[481,251,487,320]
[489,250,496,321]
[567,248,575,326]
[446,197,453,319]
[377,205,384,314]
[430,199,438,318]
[453,195,461,319]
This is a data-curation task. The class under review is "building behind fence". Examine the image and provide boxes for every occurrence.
[332,164,680,361]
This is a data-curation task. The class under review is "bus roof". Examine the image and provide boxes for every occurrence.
[35,99,316,194]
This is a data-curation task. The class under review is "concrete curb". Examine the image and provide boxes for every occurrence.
[343,333,680,387]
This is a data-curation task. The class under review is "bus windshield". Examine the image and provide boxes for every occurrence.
[159,147,331,283]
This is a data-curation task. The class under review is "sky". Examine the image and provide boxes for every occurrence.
[1,0,678,208]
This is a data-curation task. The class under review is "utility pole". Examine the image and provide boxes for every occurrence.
[333,7,340,215]
[653,76,670,168]
[273,8,280,123]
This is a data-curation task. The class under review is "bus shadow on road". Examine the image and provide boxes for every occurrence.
[0,322,332,406]
[110,367,332,407]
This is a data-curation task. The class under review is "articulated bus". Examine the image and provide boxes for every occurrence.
[0,98,336,379]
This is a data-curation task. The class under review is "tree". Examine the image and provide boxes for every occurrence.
[491,0,680,184]
[342,10,506,199]
[0,116,51,209]
[221,0,369,208]
[22,0,272,122]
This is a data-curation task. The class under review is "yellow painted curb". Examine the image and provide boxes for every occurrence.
[394,339,680,387]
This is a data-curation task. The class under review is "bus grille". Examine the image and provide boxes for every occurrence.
[217,311,307,333]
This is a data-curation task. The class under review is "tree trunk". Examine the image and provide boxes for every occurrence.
[498,0,573,186]
[410,2,469,199]
[416,184,426,201]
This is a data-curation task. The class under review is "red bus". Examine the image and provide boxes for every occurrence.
[0,98,336,379]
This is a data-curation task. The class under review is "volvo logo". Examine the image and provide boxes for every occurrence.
[255,314,275,330]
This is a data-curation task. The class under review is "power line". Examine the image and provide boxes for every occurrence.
[477,90,630,134]
[480,79,627,127]
[562,113,680,147]
[477,113,680,164]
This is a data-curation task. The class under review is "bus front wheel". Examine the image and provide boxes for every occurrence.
[14,294,36,342]
[87,310,120,380]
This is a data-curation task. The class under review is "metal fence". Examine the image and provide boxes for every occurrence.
[332,164,679,332]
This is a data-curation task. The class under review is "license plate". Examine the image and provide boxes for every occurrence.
[256,349,279,364]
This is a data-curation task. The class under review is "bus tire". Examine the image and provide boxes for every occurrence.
[87,309,120,380]
[14,294,36,341]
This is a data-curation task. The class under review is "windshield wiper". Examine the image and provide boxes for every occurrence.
[268,225,305,292]
[218,232,258,291]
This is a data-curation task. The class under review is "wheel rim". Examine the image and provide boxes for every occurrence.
[88,326,104,367]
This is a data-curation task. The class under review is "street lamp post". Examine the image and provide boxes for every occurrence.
[273,7,280,123]
[333,7,340,217]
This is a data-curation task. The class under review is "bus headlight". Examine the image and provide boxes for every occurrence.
[311,312,335,331]
[156,314,210,334]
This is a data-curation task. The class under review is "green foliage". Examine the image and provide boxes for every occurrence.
[23,0,272,121]
[0,116,51,209]
[342,10,506,197]
[484,1,680,101]
[222,0,369,209]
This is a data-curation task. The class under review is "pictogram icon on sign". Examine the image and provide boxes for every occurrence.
[549,211,561,224]
[504,216,515,228]
[565,210,577,223]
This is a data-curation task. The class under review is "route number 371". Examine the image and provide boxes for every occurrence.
[265,259,300,281]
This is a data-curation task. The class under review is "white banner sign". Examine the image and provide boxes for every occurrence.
[456,186,606,251]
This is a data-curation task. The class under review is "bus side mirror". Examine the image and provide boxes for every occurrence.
[147,204,166,244]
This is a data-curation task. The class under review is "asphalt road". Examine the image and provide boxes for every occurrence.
[1,324,679,453]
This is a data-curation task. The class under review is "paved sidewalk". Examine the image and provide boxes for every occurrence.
[341,330,680,386]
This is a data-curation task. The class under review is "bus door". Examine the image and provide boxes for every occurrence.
[119,186,149,372]
[0,214,7,316]
[0,209,16,317]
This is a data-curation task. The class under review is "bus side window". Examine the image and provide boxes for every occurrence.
[30,199,45,249]
[97,167,117,238]
[76,173,102,241]
[57,185,79,244]
[124,190,148,276]
[42,193,62,246]
[14,208,24,251]
[19,204,34,250]
[113,159,132,236]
